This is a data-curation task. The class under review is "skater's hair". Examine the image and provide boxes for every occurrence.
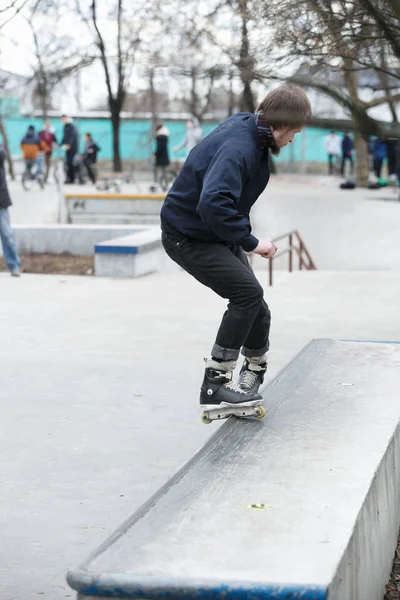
[256,85,311,129]
[85,132,92,139]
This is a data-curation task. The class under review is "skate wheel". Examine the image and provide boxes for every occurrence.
[255,406,266,419]
[201,413,212,425]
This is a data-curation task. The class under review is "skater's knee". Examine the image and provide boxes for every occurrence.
[260,301,271,327]
[229,280,264,311]
[246,282,264,308]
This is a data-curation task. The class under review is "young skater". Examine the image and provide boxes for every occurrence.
[161,85,311,412]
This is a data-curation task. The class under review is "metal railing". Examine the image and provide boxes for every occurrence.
[266,230,316,286]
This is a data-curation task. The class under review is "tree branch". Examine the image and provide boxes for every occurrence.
[366,92,400,109]
[91,0,114,104]
[117,0,124,103]
[361,0,400,59]
[0,0,29,29]
[388,0,400,20]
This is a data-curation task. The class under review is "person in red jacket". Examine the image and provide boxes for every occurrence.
[39,120,58,183]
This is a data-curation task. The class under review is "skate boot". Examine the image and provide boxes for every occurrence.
[237,357,268,395]
[200,359,266,424]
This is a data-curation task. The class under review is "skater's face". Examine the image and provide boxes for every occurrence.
[272,125,303,149]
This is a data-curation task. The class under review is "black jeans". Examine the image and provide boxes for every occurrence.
[388,155,397,176]
[65,152,76,183]
[373,157,383,179]
[340,155,353,177]
[162,231,270,361]
[84,159,97,183]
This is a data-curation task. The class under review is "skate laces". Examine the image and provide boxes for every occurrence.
[239,370,259,390]
[225,379,247,393]
[238,361,266,390]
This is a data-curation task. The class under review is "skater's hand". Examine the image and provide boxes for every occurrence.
[253,239,278,259]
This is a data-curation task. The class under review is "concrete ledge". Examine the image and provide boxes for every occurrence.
[94,230,163,277]
[67,339,400,600]
[9,225,148,256]
[65,193,164,225]
[65,193,165,200]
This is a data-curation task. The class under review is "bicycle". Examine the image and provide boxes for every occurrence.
[22,159,44,191]
[154,159,182,192]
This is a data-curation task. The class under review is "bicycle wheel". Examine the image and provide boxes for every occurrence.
[164,169,178,190]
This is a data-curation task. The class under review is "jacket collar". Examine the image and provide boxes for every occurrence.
[254,112,278,154]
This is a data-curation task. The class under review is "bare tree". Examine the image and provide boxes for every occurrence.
[75,0,146,172]
[28,20,93,119]
[0,113,15,180]
[0,72,20,179]
[236,0,256,111]
[261,0,400,185]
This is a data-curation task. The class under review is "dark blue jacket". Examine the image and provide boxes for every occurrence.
[372,138,387,160]
[342,135,353,157]
[84,140,100,164]
[161,113,270,252]
[61,122,78,155]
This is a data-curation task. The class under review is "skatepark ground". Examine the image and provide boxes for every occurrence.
[1,175,400,599]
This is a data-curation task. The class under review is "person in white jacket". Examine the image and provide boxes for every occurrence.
[324,131,341,175]
[173,116,202,157]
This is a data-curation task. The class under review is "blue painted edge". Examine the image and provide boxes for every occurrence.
[95,245,138,255]
[66,569,328,600]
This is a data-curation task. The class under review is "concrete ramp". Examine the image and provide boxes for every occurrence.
[67,339,400,600]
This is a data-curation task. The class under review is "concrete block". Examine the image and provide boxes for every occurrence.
[10,225,148,256]
[66,195,164,224]
[67,340,400,600]
[94,230,176,277]
[69,213,160,225]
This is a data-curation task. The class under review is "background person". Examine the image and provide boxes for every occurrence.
[154,123,170,184]
[173,116,202,157]
[83,133,100,184]
[340,132,354,177]
[60,115,78,184]
[386,138,397,180]
[20,125,43,179]
[372,137,387,179]
[39,120,58,183]
[0,145,21,276]
[324,131,341,175]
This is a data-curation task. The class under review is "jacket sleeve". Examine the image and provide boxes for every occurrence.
[174,134,188,152]
[196,143,259,252]
[62,126,73,147]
